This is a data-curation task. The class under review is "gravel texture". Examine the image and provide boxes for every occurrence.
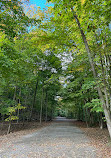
[0,117,98,158]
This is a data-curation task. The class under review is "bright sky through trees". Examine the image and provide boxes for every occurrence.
[30,0,47,9]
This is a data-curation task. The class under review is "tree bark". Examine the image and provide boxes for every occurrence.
[45,90,48,122]
[1,115,4,130]
[99,113,103,129]
[40,86,44,124]
[71,7,111,138]
[99,52,110,109]
[30,78,38,120]
[7,115,11,134]
[84,108,89,128]
[17,88,21,123]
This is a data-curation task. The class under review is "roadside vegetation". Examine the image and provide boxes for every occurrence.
[0,0,111,142]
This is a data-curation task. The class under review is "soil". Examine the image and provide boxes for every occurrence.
[0,121,51,136]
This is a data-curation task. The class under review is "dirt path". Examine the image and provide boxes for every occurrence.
[0,117,98,158]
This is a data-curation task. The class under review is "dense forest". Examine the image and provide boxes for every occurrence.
[0,0,111,138]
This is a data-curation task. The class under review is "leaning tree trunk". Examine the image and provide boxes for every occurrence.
[71,7,111,138]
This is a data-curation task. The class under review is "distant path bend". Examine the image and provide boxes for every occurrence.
[0,117,97,158]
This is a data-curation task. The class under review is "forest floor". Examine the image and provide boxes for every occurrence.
[0,121,51,151]
[0,119,111,158]
[0,121,51,136]
[74,121,111,158]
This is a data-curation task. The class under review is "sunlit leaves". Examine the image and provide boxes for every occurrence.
[84,99,104,113]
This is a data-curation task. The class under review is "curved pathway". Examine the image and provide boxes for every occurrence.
[0,117,97,158]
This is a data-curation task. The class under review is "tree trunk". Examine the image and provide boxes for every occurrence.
[104,54,111,109]
[30,78,38,120]
[99,52,110,108]
[45,91,48,122]
[22,96,27,126]
[104,107,111,137]
[17,88,21,123]
[84,108,89,128]
[1,115,4,130]
[99,113,103,129]
[7,115,11,134]
[40,87,44,124]
[13,85,17,101]
[71,8,111,138]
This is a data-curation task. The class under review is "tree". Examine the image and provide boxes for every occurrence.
[45,0,111,137]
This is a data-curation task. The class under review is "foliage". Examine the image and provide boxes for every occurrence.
[1,0,111,136]
[84,99,104,113]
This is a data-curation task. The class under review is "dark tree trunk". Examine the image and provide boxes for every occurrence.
[17,88,21,123]
[70,7,111,138]
[45,91,48,122]
[30,78,38,120]
[40,86,44,124]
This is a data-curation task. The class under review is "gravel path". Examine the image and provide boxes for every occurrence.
[0,117,97,158]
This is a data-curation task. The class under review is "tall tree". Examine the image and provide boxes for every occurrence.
[46,0,111,137]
